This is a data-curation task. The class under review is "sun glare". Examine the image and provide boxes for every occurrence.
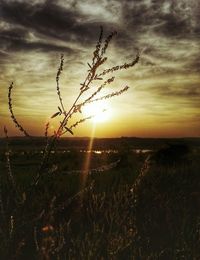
[82,100,112,123]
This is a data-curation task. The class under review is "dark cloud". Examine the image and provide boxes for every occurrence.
[0,0,114,47]
[0,0,76,40]
[1,0,198,57]
[0,0,199,52]
[0,28,76,53]
[122,0,198,38]
[155,14,190,37]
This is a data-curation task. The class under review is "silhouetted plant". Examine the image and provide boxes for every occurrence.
[7,27,140,188]
[1,27,141,258]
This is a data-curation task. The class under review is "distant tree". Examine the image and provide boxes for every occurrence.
[150,144,190,166]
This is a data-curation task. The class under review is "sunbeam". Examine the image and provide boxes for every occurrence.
[80,124,96,189]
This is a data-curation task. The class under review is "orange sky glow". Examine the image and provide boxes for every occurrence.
[1,0,200,138]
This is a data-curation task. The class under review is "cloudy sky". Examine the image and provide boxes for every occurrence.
[0,0,200,137]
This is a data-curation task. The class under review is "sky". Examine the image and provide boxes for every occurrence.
[0,0,200,138]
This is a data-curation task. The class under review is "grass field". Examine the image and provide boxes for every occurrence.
[0,138,200,259]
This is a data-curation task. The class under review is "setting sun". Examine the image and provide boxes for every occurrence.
[82,100,112,123]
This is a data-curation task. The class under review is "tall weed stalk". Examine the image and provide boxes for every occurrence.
[7,27,139,189]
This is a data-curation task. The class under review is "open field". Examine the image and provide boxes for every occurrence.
[0,137,200,259]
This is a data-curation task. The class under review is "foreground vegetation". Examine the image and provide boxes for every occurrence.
[0,145,200,259]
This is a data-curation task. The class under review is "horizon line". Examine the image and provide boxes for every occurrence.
[0,135,200,139]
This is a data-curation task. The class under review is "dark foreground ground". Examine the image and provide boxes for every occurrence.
[0,137,200,259]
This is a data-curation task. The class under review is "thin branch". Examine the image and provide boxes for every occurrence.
[68,115,94,132]
[86,86,129,104]
[56,54,66,114]
[92,26,103,65]
[8,82,30,137]
[4,126,21,202]
[44,122,49,140]
[100,30,117,57]
[74,76,115,113]
[99,54,140,77]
